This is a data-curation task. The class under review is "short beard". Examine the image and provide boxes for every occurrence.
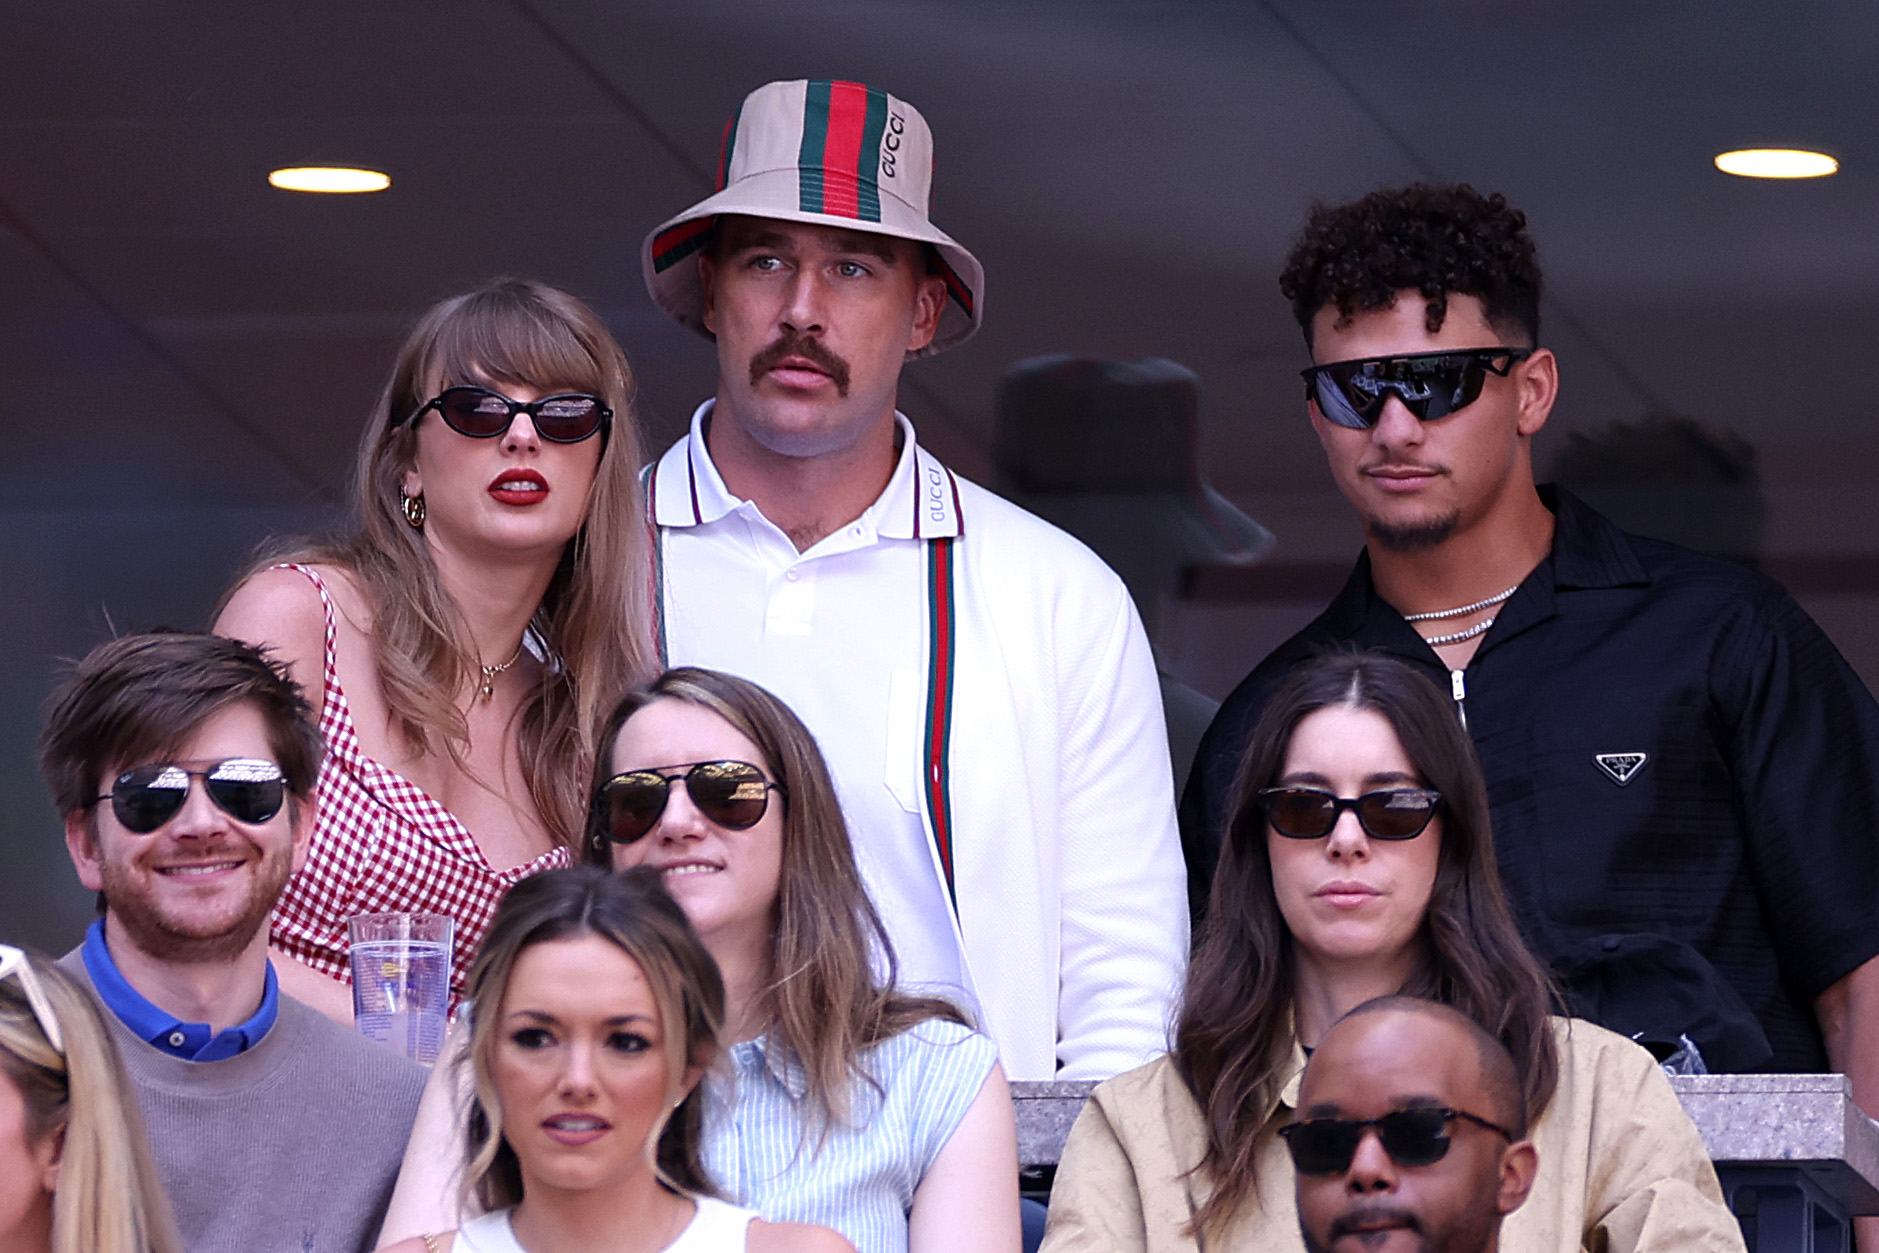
[1369,510,1461,553]
[1303,1196,1501,1253]
[101,854,291,966]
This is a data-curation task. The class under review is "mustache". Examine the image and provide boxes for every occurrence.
[1329,1204,1422,1243]
[749,331,851,396]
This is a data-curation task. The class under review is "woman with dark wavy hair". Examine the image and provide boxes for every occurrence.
[379,865,851,1253]
[1042,650,1742,1253]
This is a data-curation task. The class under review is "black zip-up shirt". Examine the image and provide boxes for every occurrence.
[1182,487,1879,1071]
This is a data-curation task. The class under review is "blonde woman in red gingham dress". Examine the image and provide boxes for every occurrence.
[215,279,658,1019]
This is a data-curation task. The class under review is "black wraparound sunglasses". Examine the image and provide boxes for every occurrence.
[590,760,786,846]
[1303,348,1532,430]
[1259,787,1443,841]
[1280,1106,1514,1175]
[412,386,611,444]
[89,758,288,834]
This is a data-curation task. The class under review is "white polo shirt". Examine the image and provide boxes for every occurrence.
[653,405,976,1013]
[652,401,1188,1080]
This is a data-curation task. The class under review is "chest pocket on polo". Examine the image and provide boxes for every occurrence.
[1507,691,1738,934]
[884,667,925,814]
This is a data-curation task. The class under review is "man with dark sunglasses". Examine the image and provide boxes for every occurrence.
[1187,184,1879,1100]
[638,80,1187,1083]
[1291,998,1537,1253]
[38,632,424,1253]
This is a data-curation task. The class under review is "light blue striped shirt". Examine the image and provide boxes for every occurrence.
[700,1017,998,1253]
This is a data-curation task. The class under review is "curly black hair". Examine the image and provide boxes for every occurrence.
[1278,184,1542,349]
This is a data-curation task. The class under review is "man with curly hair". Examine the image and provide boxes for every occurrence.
[1184,185,1879,1096]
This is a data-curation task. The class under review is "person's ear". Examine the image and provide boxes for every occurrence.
[35,1121,65,1194]
[1495,1138,1539,1215]
[65,812,104,892]
[287,793,317,877]
[905,273,947,354]
[1513,349,1558,439]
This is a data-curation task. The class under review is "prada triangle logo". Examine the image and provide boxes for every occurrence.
[1594,752,1648,786]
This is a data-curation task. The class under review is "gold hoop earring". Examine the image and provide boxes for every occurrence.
[401,488,426,529]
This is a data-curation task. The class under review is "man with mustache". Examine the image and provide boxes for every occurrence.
[1290,998,1537,1253]
[39,633,425,1252]
[1185,185,1879,1100]
[639,80,1187,1083]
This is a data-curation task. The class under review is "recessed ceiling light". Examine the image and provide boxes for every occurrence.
[1714,149,1839,179]
[267,167,391,194]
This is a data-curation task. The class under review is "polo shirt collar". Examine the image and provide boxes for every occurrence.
[651,400,963,540]
[730,1032,811,1099]
[81,919,278,1061]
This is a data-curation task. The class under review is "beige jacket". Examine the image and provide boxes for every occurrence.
[1040,1017,1744,1253]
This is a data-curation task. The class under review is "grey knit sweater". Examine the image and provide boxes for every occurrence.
[63,953,427,1253]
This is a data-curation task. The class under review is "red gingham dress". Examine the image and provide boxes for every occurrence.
[267,564,570,1003]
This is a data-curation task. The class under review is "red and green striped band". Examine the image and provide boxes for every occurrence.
[798,79,890,222]
[650,217,715,275]
[923,534,959,910]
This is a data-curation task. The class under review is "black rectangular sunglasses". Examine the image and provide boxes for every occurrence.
[1303,348,1531,430]
[1259,787,1442,840]
[1280,1107,1513,1175]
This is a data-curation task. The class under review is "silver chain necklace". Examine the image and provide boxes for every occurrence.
[1421,616,1499,647]
[1403,585,1520,622]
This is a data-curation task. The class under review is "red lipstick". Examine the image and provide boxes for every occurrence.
[488,468,549,506]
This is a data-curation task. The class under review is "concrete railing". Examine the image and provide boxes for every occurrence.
[1013,1074,1879,1210]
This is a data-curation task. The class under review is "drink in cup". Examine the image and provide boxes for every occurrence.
[347,912,452,1065]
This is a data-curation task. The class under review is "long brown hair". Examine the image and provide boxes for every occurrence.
[0,950,182,1253]
[461,865,723,1208]
[1174,650,1557,1236]
[585,667,968,1132]
[240,277,657,845]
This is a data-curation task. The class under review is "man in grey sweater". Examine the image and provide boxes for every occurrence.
[39,632,426,1253]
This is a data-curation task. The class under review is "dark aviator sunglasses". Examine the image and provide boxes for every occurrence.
[1303,348,1533,430]
[1280,1106,1514,1176]
[89,758,288,834]
[411,386,611,444]
[590,760,786,847]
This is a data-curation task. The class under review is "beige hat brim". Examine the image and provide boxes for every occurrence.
[641,168,984,359]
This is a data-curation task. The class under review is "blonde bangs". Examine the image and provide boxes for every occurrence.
[407,286,633,421]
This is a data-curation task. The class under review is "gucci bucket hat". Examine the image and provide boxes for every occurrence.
[642,78,984,357]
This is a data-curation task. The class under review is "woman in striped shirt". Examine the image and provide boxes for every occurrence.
[581,668,1021,1253]
[381,668,1020,1253]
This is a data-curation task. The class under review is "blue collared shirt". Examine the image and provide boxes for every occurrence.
[699,1018,996,1251]
[81,920,278,1061]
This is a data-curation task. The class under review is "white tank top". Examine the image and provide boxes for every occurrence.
[454,1195,758,1252]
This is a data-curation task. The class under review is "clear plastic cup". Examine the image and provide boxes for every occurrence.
[347,912,453,1065]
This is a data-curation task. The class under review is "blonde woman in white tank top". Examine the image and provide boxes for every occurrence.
[379,866,850,1253]
[451,1193,760,1252]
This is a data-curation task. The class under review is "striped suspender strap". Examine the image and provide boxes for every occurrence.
[923,533,960,912]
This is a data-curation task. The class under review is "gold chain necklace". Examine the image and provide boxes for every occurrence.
[477,641,524,702]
